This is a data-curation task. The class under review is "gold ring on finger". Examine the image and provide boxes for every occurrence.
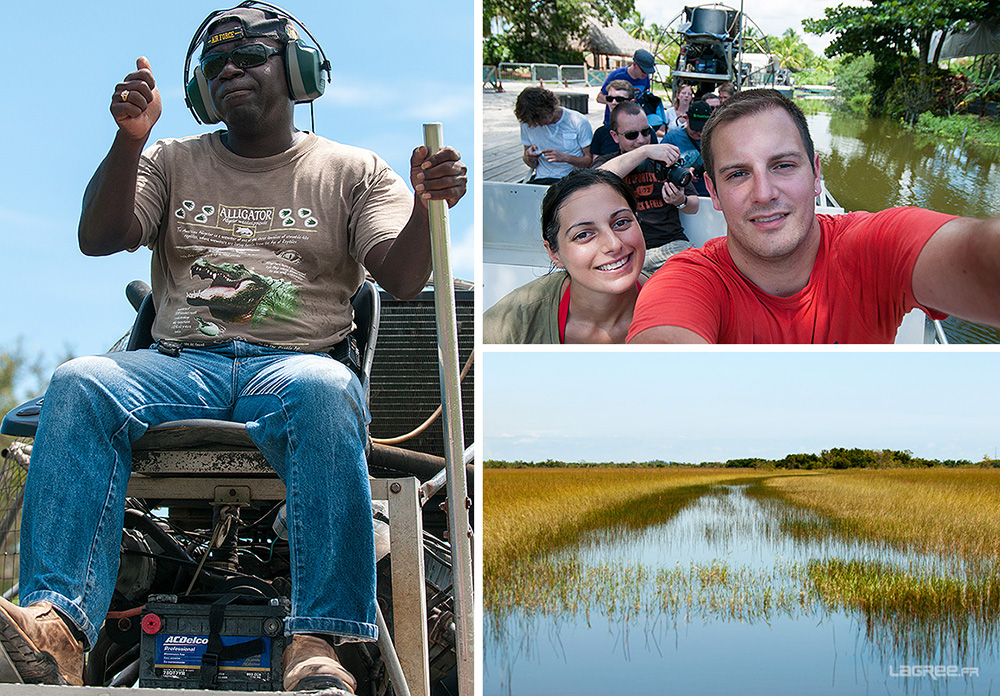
[120,89,129,102]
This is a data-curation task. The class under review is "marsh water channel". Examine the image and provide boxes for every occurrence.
[484,484,1000,695]
[808,108,1000,343]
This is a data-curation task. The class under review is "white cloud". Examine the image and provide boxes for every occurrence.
[322,76,471,122]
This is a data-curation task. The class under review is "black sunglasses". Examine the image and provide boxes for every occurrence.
[200,43,282,80]
[607,95,632,103]
[616,126,652,140]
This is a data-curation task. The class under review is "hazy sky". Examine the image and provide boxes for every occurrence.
[483,351,1000,464]
[0,1,474,361]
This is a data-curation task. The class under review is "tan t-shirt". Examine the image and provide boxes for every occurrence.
[133,132,413,353]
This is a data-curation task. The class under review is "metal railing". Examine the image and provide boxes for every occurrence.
[496,62,592,86]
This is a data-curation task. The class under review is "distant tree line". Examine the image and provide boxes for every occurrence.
[485,448,999,469]
[719,448,990,469]
[484,459,695,469]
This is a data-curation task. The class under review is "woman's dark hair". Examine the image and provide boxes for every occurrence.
[541,169,638,252]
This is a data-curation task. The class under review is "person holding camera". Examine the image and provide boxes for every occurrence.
[663,100,714,196]
[594,102,699,273]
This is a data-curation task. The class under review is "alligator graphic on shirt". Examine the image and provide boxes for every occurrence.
[186,258,299,325]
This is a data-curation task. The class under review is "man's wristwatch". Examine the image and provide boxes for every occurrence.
[676,199,688,210]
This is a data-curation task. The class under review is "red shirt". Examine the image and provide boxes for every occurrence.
[627,207,957,344]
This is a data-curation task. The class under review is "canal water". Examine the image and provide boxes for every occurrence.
[808,109,1000,343]
[484,485,1000,695]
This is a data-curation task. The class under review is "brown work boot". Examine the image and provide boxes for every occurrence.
[282,633,357,693]
[0,599,83,685]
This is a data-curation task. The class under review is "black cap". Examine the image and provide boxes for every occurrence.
[202,7,299,54]
[633,49,655,74]
[688,100,713,131]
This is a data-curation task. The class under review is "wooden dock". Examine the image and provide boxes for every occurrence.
[484,136,531,183]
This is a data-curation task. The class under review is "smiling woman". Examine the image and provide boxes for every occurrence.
[483,169,646,344]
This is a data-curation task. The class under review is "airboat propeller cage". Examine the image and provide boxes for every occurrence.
[183,1,332,124]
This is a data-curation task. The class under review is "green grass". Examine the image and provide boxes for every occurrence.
[911,112,1000,148]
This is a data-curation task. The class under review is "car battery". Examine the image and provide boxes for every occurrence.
[694,58,718,73]
[139,594,289,691]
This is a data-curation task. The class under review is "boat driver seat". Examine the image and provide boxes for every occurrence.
[0,279,434,696]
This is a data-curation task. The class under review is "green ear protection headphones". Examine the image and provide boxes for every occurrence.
[183,1,331,125]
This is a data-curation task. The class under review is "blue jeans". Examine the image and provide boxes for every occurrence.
[20,341,377,648]
[642,239,694,275]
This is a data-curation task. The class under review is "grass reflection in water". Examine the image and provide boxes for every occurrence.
[485,469,1000,669]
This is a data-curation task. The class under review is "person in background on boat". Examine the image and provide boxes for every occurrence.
[663,100,712,196]
[591,80,635,157]
[637,88,669,139]
[484,168,645,344]
[516,86,593,186]
[593,102,699,274]
[717,82,735,103]
[628,88,1000,344]
[0,5,467,691]
[597,49,656,124]
[647,110,668,139]
[664,83,694,131]
[702,93,721,110]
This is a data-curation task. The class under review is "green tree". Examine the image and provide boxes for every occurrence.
[831,53,877,114]
[769,28,817,72]
[0,341,70,449]
[804,0,987,115]
[622,8,647,40]
[484,0,635,64]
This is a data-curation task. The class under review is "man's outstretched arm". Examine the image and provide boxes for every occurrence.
[912,217,1000,327]
[79,57,162,256]
[364,145,467,299]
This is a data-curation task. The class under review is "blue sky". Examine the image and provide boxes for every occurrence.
[484,351,1000,464]
[0,0,474,361]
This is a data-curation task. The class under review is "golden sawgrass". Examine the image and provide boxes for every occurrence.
[763,469,1000,560]
[486,469,1000,661]
[484,468,781,586]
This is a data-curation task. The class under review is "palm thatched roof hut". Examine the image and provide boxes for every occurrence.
[577,17,653,70]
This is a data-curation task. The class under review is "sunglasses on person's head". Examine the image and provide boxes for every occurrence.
[200,43,282,80]
[607,95,631,103]
[616,127,652,140]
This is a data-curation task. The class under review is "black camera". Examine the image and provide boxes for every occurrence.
[652,159,692,187]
